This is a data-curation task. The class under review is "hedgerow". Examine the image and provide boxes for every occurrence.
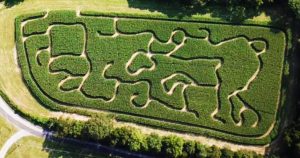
[47,115,264,158]
[15,10,287,145]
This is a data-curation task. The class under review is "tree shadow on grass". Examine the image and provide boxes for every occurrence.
[4,0,24,8]
[126,0,289,25]
[42,136,122,158]
[126,0,263,23]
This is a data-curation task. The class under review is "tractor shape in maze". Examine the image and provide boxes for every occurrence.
[16,11,286,141]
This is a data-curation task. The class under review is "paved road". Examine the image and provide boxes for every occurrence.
[0,97,45,136]
[0,96,46,158]
[0,96,152,158]
[0,130,31,158]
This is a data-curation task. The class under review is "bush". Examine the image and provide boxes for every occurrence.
[109,127,147,152]
[82,114,114,143]
[195,142,208,158]
[146,133,162,154]
[183,140,196,157]
[221,148,234,158]
[289,0,300,19]
[47,117,84,138]
[207,145,222,158]
[161,135,184,158]
[233,150,254,158]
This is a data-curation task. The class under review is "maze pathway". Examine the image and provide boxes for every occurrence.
[15,10,287,144]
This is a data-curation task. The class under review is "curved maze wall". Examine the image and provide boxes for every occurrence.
[15,10,287,144]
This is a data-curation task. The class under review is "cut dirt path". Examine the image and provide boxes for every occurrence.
[0,0,274,155]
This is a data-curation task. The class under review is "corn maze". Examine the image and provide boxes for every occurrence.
[15,10,287,144]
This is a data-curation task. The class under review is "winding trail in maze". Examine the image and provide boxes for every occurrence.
[21,10,263,124]
[17,9,281,148]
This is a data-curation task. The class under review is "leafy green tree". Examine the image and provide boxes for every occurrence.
[47,117,84,138]
[207,146,222,158]
[146,133,162,154]
[82,114,113,143]
[221,148,234,158]
[233,150,254,158]
[67,121,84,138]
[183,140,196,157]
[109,126,147,152]
[195,142,208,158]
[289,0,300,19]
[161,135,184,158]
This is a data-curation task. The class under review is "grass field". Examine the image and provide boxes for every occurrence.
[0,115,16,148]
[0,0,288,146]
[5,136,112,158]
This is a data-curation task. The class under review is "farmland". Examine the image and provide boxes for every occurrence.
[15,10,286,145]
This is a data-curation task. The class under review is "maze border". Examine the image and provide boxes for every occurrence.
[15,10,289,145]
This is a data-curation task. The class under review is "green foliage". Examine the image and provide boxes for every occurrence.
[16,10,286,145]
[250,41,266,52]
[150,40,176,54]
[282,122,300,157]
[207,145,222,158]
[45,115,263,157]
[162,135,184,158]
[289,0,300,19]
[127,53,153,73]
[146,133,162,154]
[195,142,208,158]
[233,150,255,158]
[49,56,89,75]
[48,117,85,138]
[221,148,234,158]
[109,127,147,152]
[82,114,114,142]
[172,31,185,44]
[60,77,82,91]
[50,25,85,56]
[182,140,196,157]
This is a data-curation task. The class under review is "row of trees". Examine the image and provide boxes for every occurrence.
[281,0,300,157]
[47,115,263,158]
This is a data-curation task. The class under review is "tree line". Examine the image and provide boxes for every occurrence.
[46,115,263,158]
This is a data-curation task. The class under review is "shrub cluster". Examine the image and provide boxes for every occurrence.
[289,0,300,19]
[47,115,263,158]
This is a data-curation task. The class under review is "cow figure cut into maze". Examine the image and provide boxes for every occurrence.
[16,10,286,143]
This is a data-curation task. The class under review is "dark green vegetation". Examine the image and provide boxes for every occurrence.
[0,0,24,7]
[289,0,300,19]
[16,10,287,145]
[47,115,263,158]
